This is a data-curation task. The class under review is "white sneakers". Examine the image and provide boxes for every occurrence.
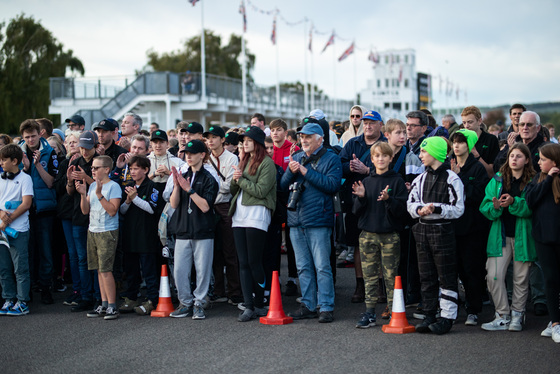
[465,314,478,326]
[508,310,525,332]
[481,312,511,331]
[542,322,560,343]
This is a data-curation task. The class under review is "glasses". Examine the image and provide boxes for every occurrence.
[350,115,361,119]
[67,123,80,128]
[91,166,107,171]
[519,123,535,128]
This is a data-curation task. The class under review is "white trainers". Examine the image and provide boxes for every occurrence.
[552,324,560,343]
[508,310,524,332]
[337,249,348,261]
[541,321,553,337]
[465,314,478,326]
[481,312,510,331]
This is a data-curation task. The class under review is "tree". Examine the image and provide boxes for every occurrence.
[483,109,506,126]
[146,30,255,81]
[0,14,84,134]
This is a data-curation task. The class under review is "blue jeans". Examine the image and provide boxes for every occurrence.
[62,220,80,293]
[72,225,94,301]
[29,215,54,287]
[0,231,31,302]
[290,227,334,312]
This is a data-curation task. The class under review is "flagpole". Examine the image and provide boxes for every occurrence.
[200,0,206,102]
[332,33,336,117]
[303,18,309,114]
[311,45,315,110]
[275,19,280,112]
[353,41,357,103]
[241,1,247,109]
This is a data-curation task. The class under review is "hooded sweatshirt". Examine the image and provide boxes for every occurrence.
[341,105,367,146]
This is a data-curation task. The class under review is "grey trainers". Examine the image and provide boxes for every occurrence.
[170,304,193,318]
[192,305,205,320]
[509,310,525,332]
[465,314,478,326]
[541,321,553,337]
[238,308,257,322]
[481,312,511,331]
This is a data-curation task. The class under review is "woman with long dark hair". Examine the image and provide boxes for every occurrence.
[480,143,536,332]
[229,127,276,322]
[526,143,560,342]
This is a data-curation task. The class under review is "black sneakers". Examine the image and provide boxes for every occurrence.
[415,314,437,333]
[428,318,454,335]
[318,311,334,323]
[289,305,318,320]
[40,288,54,304]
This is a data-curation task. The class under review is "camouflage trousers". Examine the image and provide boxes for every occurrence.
[359,231,400,309]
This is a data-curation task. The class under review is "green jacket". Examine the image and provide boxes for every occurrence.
[479,173,536,262]
[229,156,276,216]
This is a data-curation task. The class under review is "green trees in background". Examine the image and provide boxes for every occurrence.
[146,30,255,82]
[0,14,84,134]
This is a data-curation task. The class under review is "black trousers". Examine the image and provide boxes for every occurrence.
[413,222,458,319]
[456,230,488,314]
[535,241,560,323]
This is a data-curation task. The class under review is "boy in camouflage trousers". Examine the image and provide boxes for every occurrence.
[351,142,408,328]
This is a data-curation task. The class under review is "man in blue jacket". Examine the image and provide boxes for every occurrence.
[18,119,59,304]
[281,121,342,323]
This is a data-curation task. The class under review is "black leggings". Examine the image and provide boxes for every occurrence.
[535,241,560,323]
[233,227,267,309]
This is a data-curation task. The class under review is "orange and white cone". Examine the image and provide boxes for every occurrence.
[151,264,175,317]
[382,276,415,334]
[260,271,293,325]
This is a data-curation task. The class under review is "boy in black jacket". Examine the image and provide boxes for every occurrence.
[450,129,490,326]
[352,142,408,328]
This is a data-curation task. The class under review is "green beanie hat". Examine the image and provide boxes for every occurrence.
[455,129,478,153]
[420,136,448,163]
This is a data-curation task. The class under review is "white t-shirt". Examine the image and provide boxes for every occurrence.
[232,191,271,232]
[0,171,34,232]
[88,180,121,233]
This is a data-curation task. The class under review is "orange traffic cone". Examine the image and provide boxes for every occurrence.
[151,264,175,317]
[260,271,293,325]
[381,276,415,334]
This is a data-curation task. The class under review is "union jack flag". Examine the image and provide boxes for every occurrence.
[368,50,379,63]
[321,32,335,53]
[239,1,247,32]
[338,42,354,62]
[188,0,199,6]
[271,16,277,45]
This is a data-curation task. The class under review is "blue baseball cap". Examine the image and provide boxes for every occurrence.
[362,110,383,122]
[297,123,324,137]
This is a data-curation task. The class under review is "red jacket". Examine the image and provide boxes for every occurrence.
[273,140,299,171]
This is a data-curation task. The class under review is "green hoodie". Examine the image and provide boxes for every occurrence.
[479,173,536,262]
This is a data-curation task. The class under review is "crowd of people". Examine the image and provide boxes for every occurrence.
[0,105,559,343]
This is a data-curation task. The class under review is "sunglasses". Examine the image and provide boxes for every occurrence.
[350,115,361,119]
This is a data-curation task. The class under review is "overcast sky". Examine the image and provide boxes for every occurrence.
[2,0,559,109]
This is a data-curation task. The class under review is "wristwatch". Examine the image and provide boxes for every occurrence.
[187,188,195,195]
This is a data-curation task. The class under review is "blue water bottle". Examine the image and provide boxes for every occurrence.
[4,227,19,239]
[5,201,22,209]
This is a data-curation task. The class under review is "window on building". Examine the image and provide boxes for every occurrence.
[385,55,389,64]
[404,79,409,88]
[384,102,391,109]
[377,79,381,88]
[397,80,400,88]
[405,102,409,111]
[405,55,409,64]
[396,55,400,63]
[392,102,402,111]
[385,79,389,88]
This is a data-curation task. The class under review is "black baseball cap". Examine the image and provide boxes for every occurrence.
[203,125,226,138]
[94,118,118,131]
[225,132,239,145]
[182,139,207,154]
[151,130,168,142]
[65,114,85,126]
[183,122,204,134]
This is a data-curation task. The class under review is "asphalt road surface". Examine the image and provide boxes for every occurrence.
[2,258,559,373]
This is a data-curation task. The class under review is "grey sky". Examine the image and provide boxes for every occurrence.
[2,0,559,108]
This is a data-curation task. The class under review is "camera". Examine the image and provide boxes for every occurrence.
[287,182,305,211]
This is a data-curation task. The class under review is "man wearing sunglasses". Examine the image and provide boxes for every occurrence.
[65,115,86,133]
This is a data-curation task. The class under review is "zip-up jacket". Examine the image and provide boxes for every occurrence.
[19,138,57,213]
